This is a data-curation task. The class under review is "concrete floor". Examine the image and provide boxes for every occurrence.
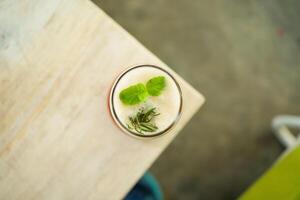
[94,0,300,199]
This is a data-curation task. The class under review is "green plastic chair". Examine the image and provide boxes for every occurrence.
[239,115,300,200]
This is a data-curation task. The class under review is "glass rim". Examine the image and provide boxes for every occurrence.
[109,64,183,139]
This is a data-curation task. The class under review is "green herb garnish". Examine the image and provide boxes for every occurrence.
[146,76,166,96]
[119,76,166,105]
[127,107,160,134]
[119,83,148,105]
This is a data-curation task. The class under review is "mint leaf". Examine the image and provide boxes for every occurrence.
[146,76,166,96]
[119,83,148,105]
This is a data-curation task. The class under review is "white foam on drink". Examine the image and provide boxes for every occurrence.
[112,66,181,135]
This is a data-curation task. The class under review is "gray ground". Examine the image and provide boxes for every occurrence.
[94,0,300,199]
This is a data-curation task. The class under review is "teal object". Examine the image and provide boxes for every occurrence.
[239,146,300,200]
[125,172,163,200]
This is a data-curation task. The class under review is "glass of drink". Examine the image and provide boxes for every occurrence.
[109,65,182,138]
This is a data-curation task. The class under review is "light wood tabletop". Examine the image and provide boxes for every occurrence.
[0,0,204,199]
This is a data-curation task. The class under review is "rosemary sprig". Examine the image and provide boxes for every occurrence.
[127,107,160,134]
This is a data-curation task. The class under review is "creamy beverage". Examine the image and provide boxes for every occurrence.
[109,65,182,137]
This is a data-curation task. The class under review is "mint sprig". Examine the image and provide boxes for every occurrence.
[119,83,148,105]
[146,76,166,96]
[119,76,166,105]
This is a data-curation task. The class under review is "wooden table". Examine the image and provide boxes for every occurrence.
[0,0,204,199]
